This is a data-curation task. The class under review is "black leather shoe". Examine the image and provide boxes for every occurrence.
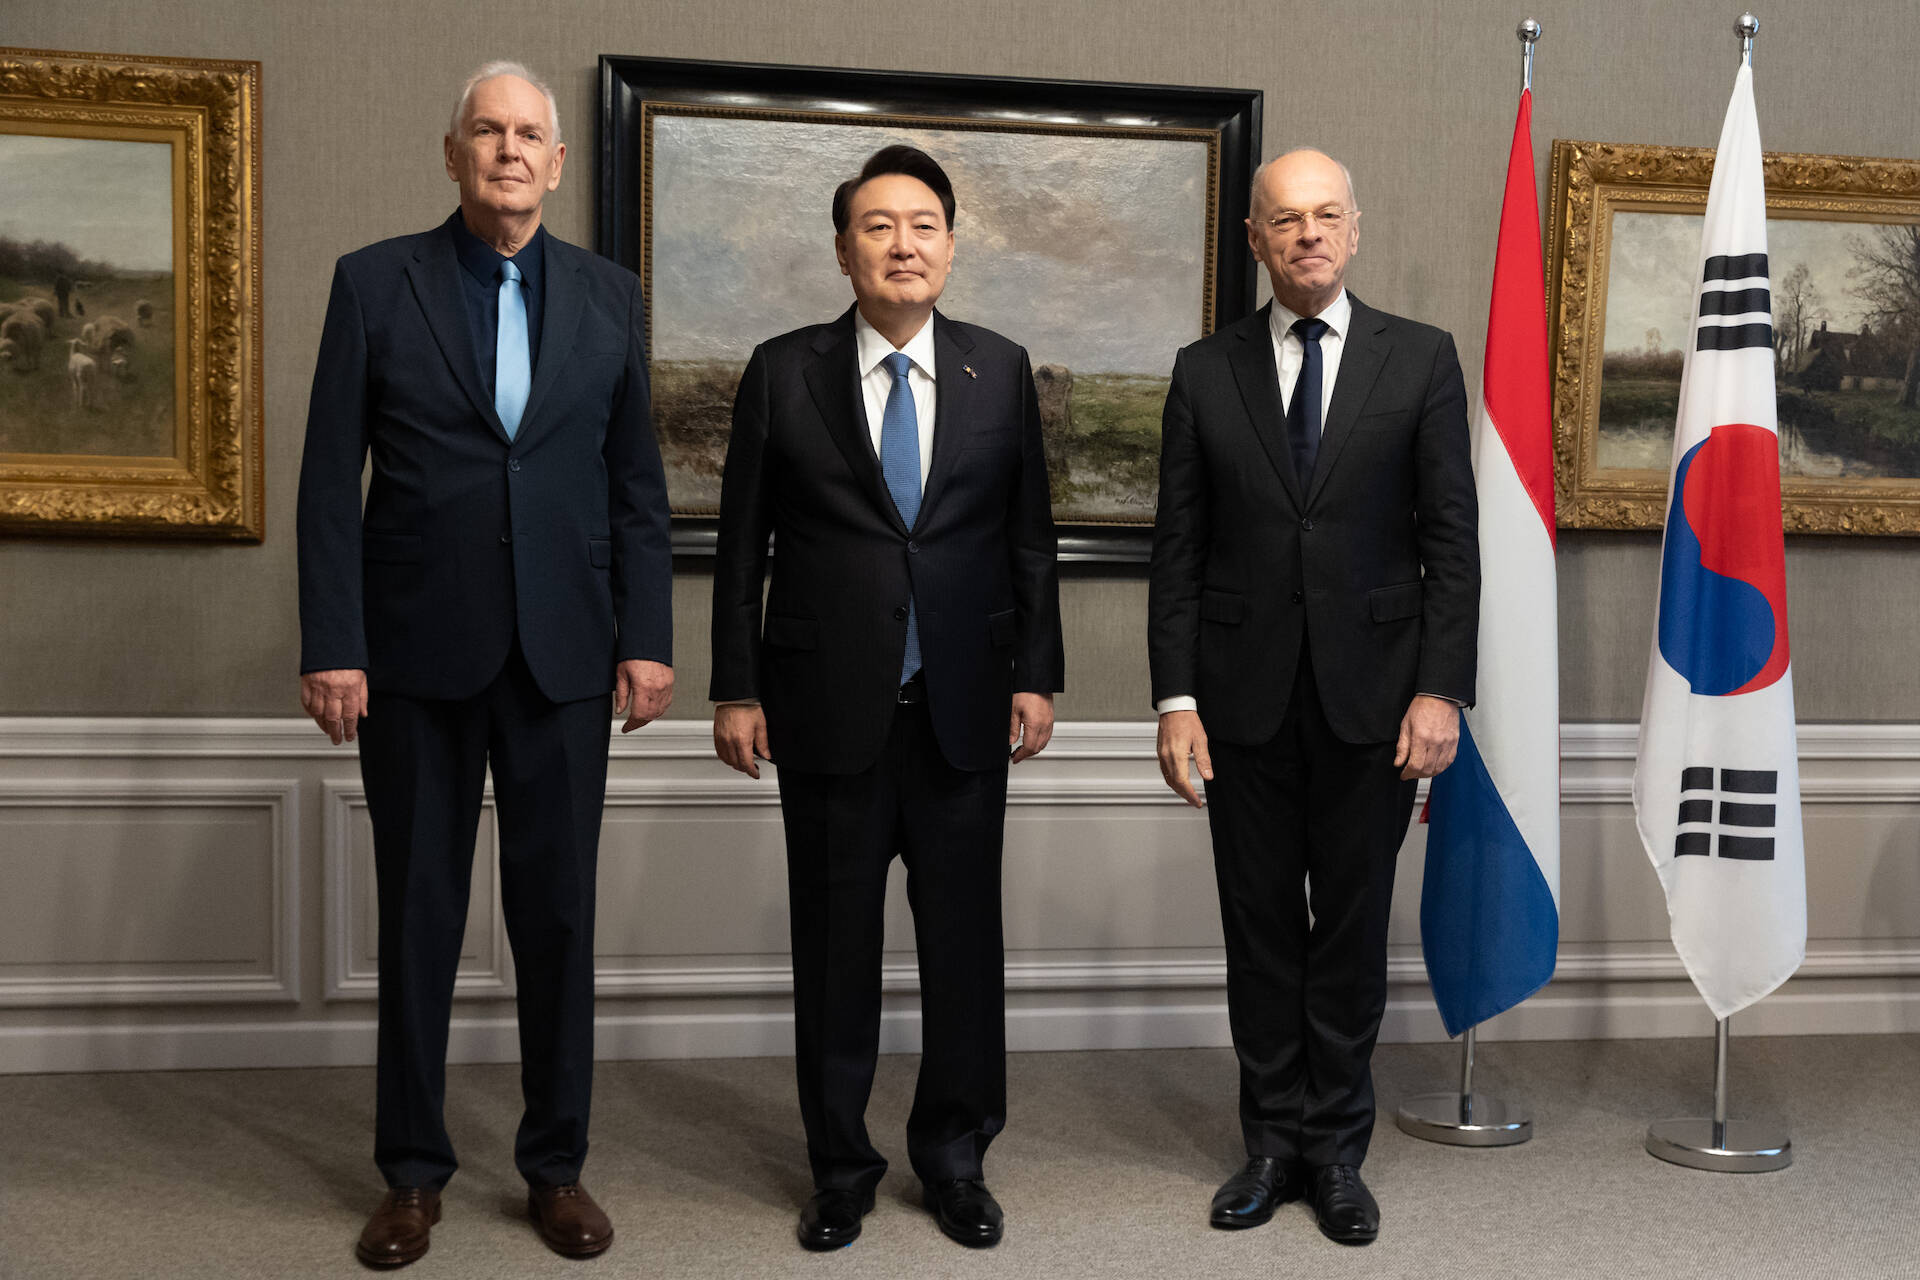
[924,1179,1003,1248]
[1209,1155,1302,1229]
[1308,1164,1379,1245]
[797,1187,875,1251]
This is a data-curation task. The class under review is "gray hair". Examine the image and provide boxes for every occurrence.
[1250,149,1357,215]
[449,60,562,147]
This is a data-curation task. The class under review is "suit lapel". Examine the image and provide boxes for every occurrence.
[1225,304,1305,510]
[404,226,510,446]
[914,310,975,532]
[1305,295,1389,506]
[512,239,585,447]
[803,307,906,535]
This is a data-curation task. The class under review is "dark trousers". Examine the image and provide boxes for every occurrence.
[776,699,1010,1193]
[357,642,610,1191]
[1204,646,1417,1169]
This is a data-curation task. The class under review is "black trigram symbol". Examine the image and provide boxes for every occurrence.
[1695,253,1773,352]
[1675,766,1777,860]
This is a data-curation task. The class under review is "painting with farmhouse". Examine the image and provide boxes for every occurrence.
[1549,139,1920,535]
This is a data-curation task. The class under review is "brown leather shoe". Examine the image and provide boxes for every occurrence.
[528,1182,614,1258]
[355,1187,440,1268]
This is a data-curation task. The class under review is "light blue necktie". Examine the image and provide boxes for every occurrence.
[495,259,530,439]
[879,351,922,683]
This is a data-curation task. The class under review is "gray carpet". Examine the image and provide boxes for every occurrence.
[3,1036,1915,1278]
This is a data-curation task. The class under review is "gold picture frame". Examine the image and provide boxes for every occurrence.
[1548,139,1920,535]
[0,48,262,540]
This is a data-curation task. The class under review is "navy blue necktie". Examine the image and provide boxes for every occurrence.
[1287,317,1330,485]
[879,351,922,682]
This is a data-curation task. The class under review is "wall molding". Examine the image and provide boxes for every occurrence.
[0,778,300,1007]
[0,717,1914,1072]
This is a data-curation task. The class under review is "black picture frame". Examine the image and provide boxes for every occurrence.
[598,55,1262,563]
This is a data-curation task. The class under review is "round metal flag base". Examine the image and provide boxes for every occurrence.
[1395,1093,1532,1146]
[1645,1118,1791,1172]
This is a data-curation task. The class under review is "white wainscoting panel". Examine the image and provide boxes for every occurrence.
[0,778,299,1007]
[0,718,1914,1072]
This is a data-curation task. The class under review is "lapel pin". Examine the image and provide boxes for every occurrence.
[963,365,977,379]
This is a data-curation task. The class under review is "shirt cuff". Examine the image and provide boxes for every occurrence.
[1155,696,1198,715]
[1417,692,1465,707]
[716,698,761,709]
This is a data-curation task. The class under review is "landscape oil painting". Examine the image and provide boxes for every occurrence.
[1598,212,1920,481]
[0,131,176,460]
[1548,139,1920,535]
[600,57,1262,555]
[648,113,1207,525]
[0,47,261,541]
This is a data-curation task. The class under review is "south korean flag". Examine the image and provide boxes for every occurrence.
[1631,61,1806,1022]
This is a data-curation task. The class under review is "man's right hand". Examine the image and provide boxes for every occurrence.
[714,703,772,779]
[1156,708,1213,808]
[301,669,369,745]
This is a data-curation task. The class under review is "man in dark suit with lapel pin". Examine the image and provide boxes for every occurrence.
[296,61,673,1268]
[710,145,1063,1252]
[1149,149,1478,1245]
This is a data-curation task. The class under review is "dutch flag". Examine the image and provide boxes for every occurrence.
[1419,85,1561,1037]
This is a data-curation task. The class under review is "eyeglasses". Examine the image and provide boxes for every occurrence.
[1259,207,1357,236]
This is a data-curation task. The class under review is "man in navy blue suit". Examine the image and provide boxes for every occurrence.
[296,61,672,1268]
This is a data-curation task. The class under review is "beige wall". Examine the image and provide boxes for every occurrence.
[4,0,1917,720]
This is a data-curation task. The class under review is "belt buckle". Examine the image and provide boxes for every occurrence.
[896,674,926,705]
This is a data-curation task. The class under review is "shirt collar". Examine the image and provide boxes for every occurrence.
[448,208,546,293]
[854,308,938,380]
[1269,288,1350,345]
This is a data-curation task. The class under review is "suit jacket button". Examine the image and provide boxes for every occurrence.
[508,458,521,473]
[1299,517,1313,530]
[499,532,511,545]
[907,540,919,554]
[1291,590,1304,604]
[893,606,908,621]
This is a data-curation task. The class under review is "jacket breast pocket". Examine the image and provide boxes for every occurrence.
[362,531,422,564]
[763,614,819,651]
[1200,588,1246,624]
[588,536,612,568]
[1369,581,1423,622]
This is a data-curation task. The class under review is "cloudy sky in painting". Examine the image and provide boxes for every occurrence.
[648,114,1207,372]
[1602,210,1888,353]
[0,134,173,272]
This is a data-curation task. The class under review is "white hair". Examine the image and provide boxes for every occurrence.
[449,60,562,147]
[1250,149,1357,215]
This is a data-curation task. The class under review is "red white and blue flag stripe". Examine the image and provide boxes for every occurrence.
[1420,86,1561,1037]
[1633,63,1804,1020]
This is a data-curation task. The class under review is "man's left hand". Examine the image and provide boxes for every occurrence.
[616,659,674,733]
[1394,694,1460,781]
[1009,692,1055,765]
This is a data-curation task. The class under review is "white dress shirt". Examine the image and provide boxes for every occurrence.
[1270,289,1350,423]
[854,308,937,491]
[1154,291,1348,717]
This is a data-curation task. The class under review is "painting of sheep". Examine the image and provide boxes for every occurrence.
[0,134,175,458]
